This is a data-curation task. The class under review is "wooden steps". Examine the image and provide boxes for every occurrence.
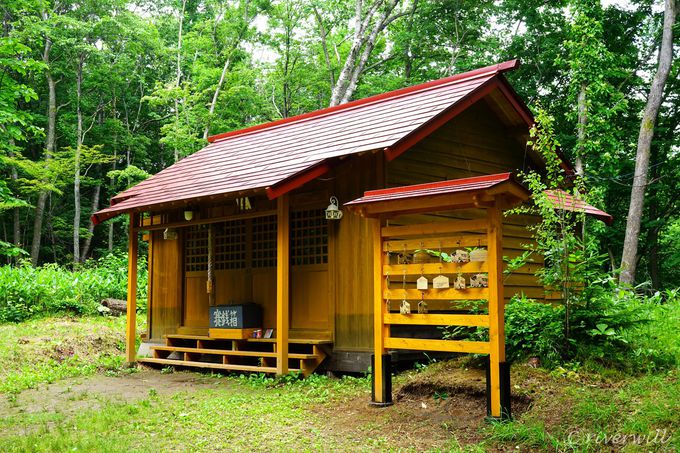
[139,357,298,374]
[248,338,333,345]
[150,345,317,360]
[138,333,329,376]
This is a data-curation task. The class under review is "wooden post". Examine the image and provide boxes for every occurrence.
[276,194,290,375]
[487,207,505,417]
[372,217,387,402]
[125,213,139,365]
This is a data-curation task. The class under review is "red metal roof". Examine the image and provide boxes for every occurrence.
[93,60,524,225]
[345,178,611,225]
[544,190,613,224]
[345,173,519,206]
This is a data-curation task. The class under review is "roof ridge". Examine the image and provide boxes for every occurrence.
[207,60,519,144]
[359,173,513,198]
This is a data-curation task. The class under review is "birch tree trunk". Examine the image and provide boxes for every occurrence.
[80,183,100,262]
[173,0,186,162]
[31,33,56,266]
[329,0,405,106]
[575,83,587,238]
[619,0,676,286]
[575,83,587,177]
[73,53,84,265]
[203,0,252,139]
[203,56,231,139]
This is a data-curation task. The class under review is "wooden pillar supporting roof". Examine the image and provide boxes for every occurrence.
[486,206,505,417]
[372,217,387,401]
[126,213,139,365]
[276,194,290,375]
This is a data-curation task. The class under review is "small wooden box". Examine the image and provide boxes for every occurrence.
[208,328,257,340]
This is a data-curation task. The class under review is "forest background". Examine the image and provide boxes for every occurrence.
[1,0,678,291]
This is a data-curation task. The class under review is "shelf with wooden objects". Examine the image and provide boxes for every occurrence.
[345,174,530,419]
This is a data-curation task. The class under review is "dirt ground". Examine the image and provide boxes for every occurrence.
[1,370,221,417]
[316,362,533,449]
[2,362,533,450]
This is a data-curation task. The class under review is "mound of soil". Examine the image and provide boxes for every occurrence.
[315,362,534,449]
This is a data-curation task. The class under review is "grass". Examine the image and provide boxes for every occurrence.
[1,383,358,451]
[0,313,678,451]
[484,367,680,451]
[0,315,144,397]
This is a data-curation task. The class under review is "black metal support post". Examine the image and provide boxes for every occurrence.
[486,357,512,420]
[370,353,393,407]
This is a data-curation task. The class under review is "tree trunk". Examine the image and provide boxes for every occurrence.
[329,0,404,106]
[329,0,365,106]
[31,33,56,266]
[313,7,335,95]
[101,298,127,316]
[619,0,676,286]
[108,153,116,252]
[402,0,418,81]
[575,82,587,238]
[73,53,84,265]
[9,139,20,250]
[203,56,231,138]
[575,83,587,176]
[173,0,187,162]
[340,3,398,105]
[80,183,101,263]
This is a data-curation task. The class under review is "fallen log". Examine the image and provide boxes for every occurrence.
[100,298,127,316]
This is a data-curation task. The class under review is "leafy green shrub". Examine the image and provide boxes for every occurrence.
[505,295,565,366]
[500,286,679,372]
[0,254,147,323]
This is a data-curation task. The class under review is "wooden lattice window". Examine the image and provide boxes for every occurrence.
[290,209,328,266]
[185,225,208,272]
[252,215,277,268]
[215,220,247,270]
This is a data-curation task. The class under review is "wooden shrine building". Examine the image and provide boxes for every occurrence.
[93,60,609,383]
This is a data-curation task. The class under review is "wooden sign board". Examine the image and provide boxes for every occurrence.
[209,303,262,329]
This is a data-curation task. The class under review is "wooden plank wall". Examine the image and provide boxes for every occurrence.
[149,230,182,340]
[332,153,383,351]
[386,101,546,304]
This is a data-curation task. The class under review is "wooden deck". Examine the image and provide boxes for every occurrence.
[137,334,330,376]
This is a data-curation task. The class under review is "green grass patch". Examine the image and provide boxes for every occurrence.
[0,378,374,452]
[0,316,142,396]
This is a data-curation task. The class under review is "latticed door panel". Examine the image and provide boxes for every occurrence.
[252,215,277,268]
[290,209,328,266]
[215,220,247,270]
[184,225,208,272]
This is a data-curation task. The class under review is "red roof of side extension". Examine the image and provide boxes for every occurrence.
[346,176,612,224]
[92,60,526,225]
[545,190,613,224]
[345,173,522,206]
